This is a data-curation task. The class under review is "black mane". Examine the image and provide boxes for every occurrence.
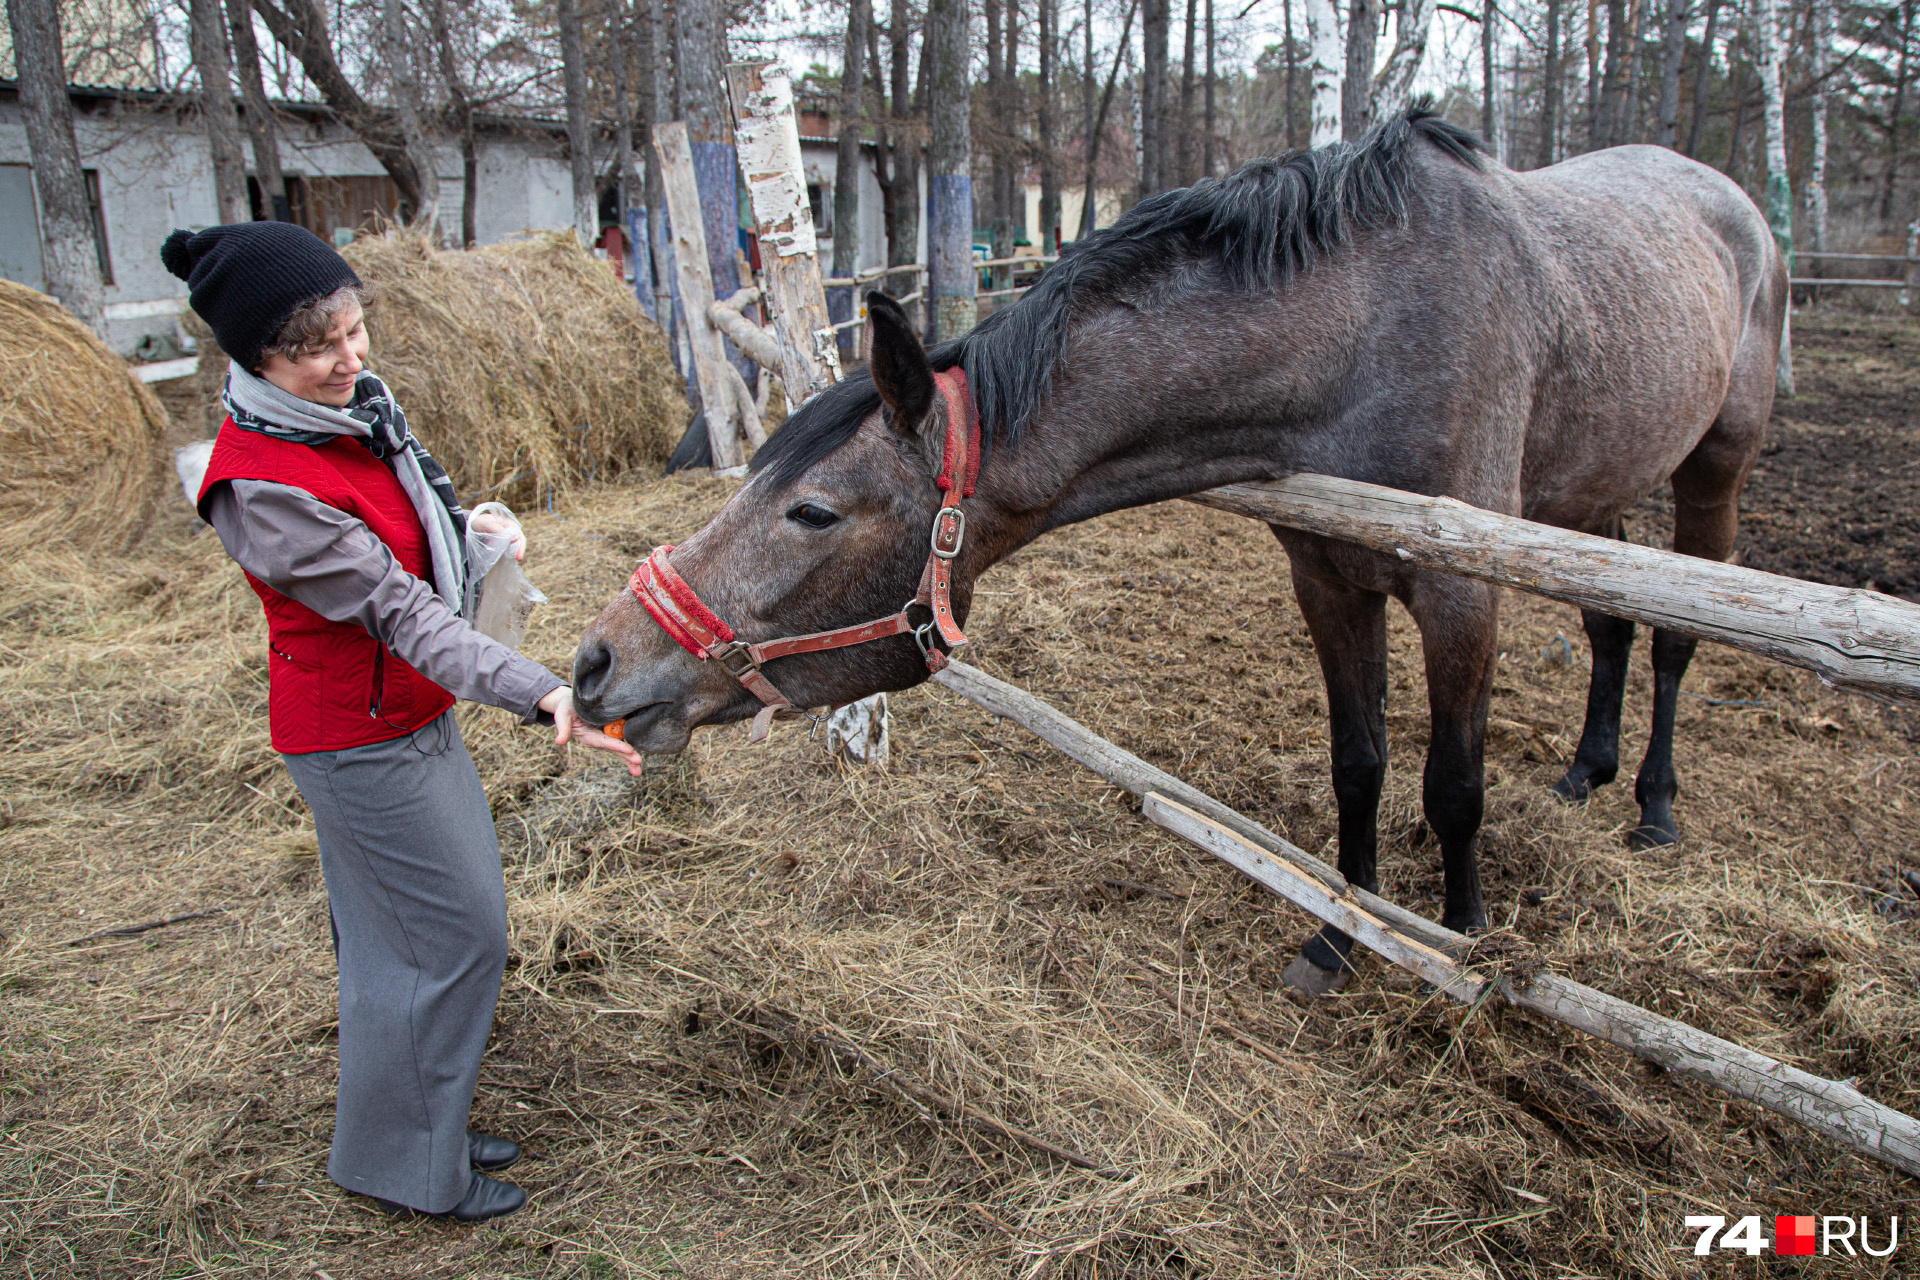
[751,107,1484,489]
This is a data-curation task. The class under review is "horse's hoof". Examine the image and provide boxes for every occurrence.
[1549,773,1590,803]
[1626,819,1679,850]
[1282,955,1354,998]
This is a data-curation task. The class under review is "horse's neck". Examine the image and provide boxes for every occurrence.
[983,288,1357,545]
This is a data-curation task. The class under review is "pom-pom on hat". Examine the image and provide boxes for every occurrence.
[160,222,362,370]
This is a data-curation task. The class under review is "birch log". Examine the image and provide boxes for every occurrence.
[708,287,784,372]
[726,61,842,401]
[928,659,1920,1178]
[653,121,744,469]
[1186,476,1920,704]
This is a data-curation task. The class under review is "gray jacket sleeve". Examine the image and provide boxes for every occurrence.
[203,478,565,721]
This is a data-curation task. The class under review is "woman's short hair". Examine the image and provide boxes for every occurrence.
[258,284,373,365]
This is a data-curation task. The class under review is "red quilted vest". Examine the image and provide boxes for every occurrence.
[197,417,456,752]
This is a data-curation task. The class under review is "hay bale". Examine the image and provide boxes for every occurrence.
[342,230,684,507]
[0,279,169,550]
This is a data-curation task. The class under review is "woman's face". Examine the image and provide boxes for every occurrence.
[258,302,369,407]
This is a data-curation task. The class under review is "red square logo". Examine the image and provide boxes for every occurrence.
[1776,1215,1816,1257]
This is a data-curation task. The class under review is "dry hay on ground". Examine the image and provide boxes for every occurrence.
[2,458,1917,1279]
[0,278,169,551]
[167,231,686,508]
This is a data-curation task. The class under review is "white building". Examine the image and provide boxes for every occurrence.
[0,79,581,354]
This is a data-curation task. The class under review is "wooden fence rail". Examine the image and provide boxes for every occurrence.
[929,659,1920,1179]
[1186,475,1920,704]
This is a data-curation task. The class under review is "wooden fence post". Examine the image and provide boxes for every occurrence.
[653,120,744,470]
[726,60,841,402]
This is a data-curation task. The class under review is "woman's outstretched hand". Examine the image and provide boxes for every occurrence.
[539,686,644,776]
[470,509,527,561]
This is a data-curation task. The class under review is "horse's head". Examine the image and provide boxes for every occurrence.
[572,293,988,752]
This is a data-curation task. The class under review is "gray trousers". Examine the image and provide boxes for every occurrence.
[282,711,508,1213]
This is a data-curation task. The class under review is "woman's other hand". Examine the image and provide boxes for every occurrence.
[539,687,644,776]
[470,510,527,562]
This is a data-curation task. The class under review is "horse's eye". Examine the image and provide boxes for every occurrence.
[787,502,840,529]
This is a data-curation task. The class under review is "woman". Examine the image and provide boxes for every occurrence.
[165,222,642,1223]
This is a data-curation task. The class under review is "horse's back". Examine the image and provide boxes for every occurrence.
[1488,145,1783,530]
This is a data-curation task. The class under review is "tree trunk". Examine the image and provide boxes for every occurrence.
[1725,42,1747,176]
[1081,0,1138,236]
[1756,0,1791,394]
[1656,0,1687,146]
[1884,0,1913,229]
[1284,0,1298,150]
[928,0,974,340]
[1342,0,1376,139]
[1481,0,1496,142]
[1202,0,1215,174]
[1599,0,1625,145]
[675,0,749,375]
[1178,0,1198,183]
[868,17,898,268]
[228,0,288,220]
[252,0,425,211]
[985,0,1005,220]
[381,0,438,225]
[1039,0,1059,248]
[1307,0,1342,145]
[1370,0,1432,120]
[1140,0,1169,194]
[190,0,250,223]
[1538,0,1561,164]
[1002,0,1022,226]
[1586,0,1602,147]
[832,0,868,353]
[556,0,596,244]
[888,0,921,268]
[425,0,477,243]
[1805,0,1827,252]
[1685,0,1719,155]
[645,0,678,345]
[1622,0,1647,141]
[5,0,105,332]
[609,0,639,233]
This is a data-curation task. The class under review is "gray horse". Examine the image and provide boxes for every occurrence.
[574,110,1785,994]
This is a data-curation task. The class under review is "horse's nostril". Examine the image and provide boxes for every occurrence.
[573,640,614,703]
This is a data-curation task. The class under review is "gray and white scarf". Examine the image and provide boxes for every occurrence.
[224,361,468,613]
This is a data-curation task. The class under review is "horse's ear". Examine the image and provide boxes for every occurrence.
[864,290,935,434]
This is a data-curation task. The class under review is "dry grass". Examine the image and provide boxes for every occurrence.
[0,279,170,552]
[3,456,1918,1278]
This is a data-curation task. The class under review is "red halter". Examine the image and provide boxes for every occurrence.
[628,367,981,742]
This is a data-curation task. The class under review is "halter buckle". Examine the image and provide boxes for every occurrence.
[930,506,966,560]
[713,642,759,680]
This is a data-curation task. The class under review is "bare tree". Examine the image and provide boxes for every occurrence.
[1684,0,1719,155]
[228,0,289,220]
[1805,0,1827,252]
[425,0,477,245]
[555,0,596,244]
[381,0,439,224]
[1655,0,1687,145]
[1082,0,1138,235]
[644,0,677,339]
[252,0,430,211]
[1342,0,1376,139]
[1371,0,1433,120]
[834,0,869,284]
[1141,0,1169,192]
[5,0,105,331]
[608,0,640,235]
[1178,0,1197,182]
[189,0,251,222]
[1883,0,1914,228]
[1538,0,1561,163]
[1039,0,1060,247]
[886,0,922,270]
[928,0,975,338]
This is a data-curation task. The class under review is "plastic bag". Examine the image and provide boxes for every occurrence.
[465,501,547,651]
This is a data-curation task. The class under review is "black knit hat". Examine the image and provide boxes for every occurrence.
[160,222,363,370]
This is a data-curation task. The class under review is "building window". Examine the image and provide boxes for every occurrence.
[83,169,112,286]
[808,181,831,238]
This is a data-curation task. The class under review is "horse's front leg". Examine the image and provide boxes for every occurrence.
[1408,575,1500,935]
[1279,565,1389,997]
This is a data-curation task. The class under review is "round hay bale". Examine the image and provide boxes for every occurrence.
[342,230,684,507]
[0,279,169,550]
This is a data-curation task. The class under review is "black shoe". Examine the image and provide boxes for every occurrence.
[371,1172,527,1223]
[468,1130,521,1172]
